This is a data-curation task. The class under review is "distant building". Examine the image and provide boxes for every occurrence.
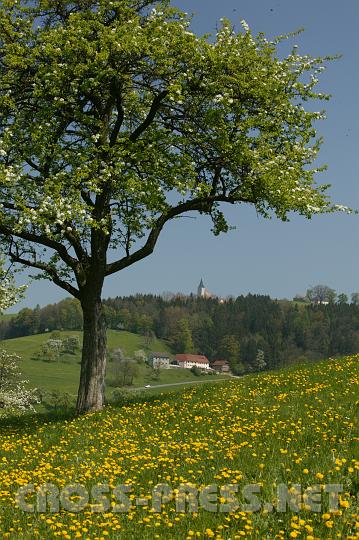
[197,278,213,299]
[149,353,171,369]
[175,354,210,370]
[197,278,225,302]
[211,360,231,373]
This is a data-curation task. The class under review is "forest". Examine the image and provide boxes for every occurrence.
[2,293,359,375]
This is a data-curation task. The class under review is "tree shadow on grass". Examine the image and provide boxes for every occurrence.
[0,408,77,434]
[0,390,176,435]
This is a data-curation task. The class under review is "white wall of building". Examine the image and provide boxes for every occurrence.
[178,361,210,370]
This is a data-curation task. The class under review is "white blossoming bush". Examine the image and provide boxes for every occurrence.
[0,260,37,416]
[0,258,26,311]
[0,350,39,416]
[0,274,25,315]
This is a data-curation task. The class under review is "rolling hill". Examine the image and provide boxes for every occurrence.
[0,330,227,396]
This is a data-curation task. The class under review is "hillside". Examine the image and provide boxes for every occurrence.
[0,331,227,396]
[3,294,359,377]
[0,330,168,394]
[0,313,14,321]
[0,355,357,539]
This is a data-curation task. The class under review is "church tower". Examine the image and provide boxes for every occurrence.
[198,278,206,298]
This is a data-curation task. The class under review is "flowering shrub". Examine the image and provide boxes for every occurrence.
[0,260,36,415]
[0,261,26,313]
[0,349,39,415]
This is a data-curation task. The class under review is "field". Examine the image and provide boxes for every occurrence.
[0,313,15,321]
[0,331,228,397]
[0,355,358,539]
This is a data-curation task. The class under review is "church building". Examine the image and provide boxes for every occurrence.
[197,278,212,299]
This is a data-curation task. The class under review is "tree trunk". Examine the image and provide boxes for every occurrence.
[76,297,107,415]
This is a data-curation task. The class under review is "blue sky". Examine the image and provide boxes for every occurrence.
[11,0,359,310]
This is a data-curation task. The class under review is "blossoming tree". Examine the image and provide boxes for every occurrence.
[0,0,343,414]
[0,260,37,415]
[0,259,25,313]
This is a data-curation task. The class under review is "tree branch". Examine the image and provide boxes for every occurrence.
[8,247,81,299]
[25,159,43,173]
[106,194,253,276]
[109,86,125,147]
[80,190,95,207]
[0,222,80,273]
[210,165,223,196]
[129,90,168,142]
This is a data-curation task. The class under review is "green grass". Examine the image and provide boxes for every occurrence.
[0,330,170,394]
[108,363,230,389]
[0,331,227,397]
[0,313,15,321]
[1,329,169,360]
[0,355,357,539]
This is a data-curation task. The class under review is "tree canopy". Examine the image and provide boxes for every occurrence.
[306,284,337,304]
[0,0,344,299]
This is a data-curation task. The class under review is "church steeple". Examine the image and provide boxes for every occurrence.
[198,278,205,298]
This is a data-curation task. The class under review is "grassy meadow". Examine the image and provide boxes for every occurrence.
[0,355,357,539]
[0,313,15,321]
[0,331,228,398]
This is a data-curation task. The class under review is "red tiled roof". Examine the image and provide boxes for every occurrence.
[175,354,209,364]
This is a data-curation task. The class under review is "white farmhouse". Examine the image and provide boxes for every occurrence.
[174,354,210,370]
